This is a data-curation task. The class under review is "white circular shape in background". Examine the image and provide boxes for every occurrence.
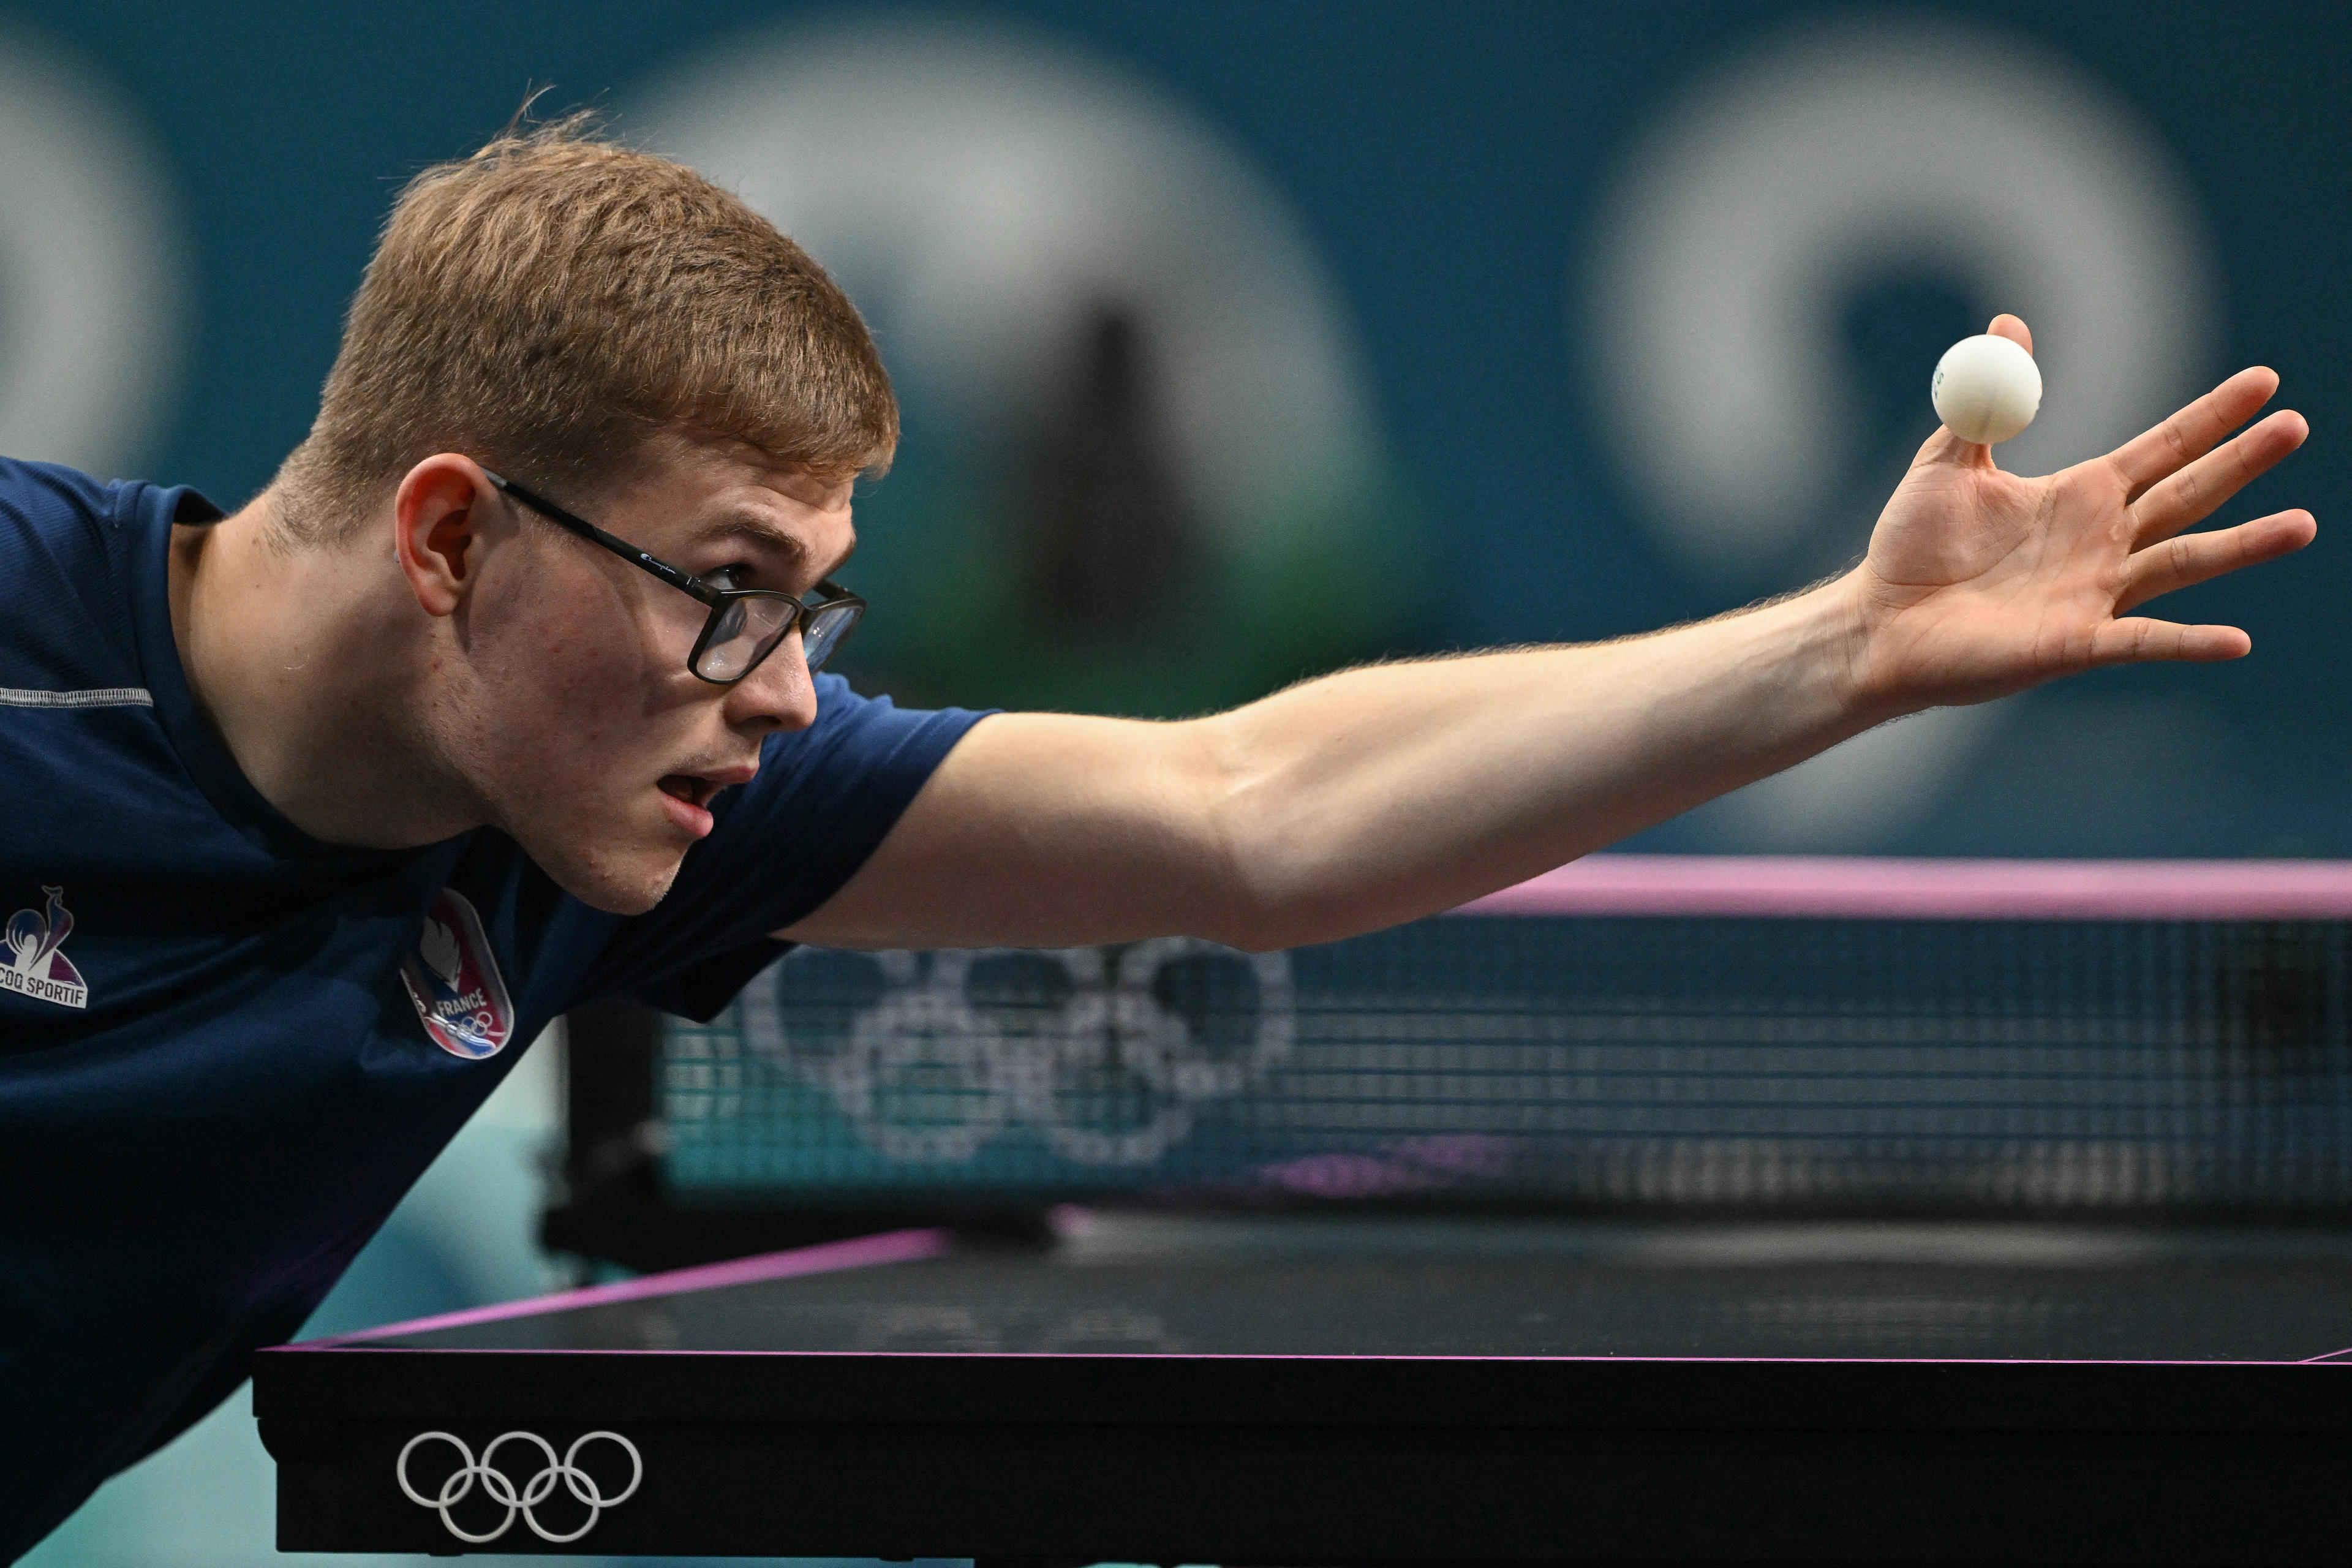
[1581,15,2219,850]
[0,23,184,477]
[1585,14,2217,582]
[627,12,1380,559]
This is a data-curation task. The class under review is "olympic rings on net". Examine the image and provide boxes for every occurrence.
[740,941,1296,1167]
[395,1428,643,1544]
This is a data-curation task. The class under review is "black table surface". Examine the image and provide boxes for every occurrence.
[255,1216,2352,1563]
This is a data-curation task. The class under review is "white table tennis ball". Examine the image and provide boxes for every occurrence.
[1931,334,2043,445]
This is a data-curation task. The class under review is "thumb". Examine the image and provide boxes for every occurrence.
[1912,423,1994,471]
[1987,312,2033,354]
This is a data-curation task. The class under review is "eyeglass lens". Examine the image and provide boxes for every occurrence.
[801,600,858,670]
[692,597,860,683]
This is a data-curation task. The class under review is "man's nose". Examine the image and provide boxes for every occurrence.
[724,633,820,733]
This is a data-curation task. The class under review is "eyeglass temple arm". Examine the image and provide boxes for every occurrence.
[483,470,718,604]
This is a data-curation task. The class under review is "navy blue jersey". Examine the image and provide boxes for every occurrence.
[0,459,984,1559]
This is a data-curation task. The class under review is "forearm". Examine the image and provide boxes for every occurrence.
[799,577,1898,954]
[1202,576,1896,947]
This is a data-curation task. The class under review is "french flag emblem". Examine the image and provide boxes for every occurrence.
[398,888,514,1060]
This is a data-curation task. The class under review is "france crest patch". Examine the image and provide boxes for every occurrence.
[398,888,514,1060]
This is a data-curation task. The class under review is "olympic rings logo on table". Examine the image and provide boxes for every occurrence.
[396,1429,643,1544]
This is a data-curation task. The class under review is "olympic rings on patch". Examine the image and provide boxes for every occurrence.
[395,1429,643,1544]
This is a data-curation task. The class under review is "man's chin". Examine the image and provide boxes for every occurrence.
[536,845,686,916]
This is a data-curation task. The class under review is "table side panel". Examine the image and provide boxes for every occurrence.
[273,1417,2352,1564]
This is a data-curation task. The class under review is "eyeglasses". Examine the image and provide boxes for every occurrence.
[484,471,865,685]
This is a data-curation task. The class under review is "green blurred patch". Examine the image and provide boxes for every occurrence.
[834,449,1428,719]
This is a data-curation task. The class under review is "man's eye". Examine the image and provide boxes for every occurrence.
[701,564,753,591]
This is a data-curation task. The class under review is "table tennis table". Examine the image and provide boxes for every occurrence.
[258,1212,2352,1564]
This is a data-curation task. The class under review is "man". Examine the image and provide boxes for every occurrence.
[0,117,2311,1557]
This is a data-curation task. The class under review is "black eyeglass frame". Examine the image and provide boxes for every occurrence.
[484,470,865,686]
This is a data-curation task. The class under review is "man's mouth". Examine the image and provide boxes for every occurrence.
[658,775,720,809]
[654,775,720,841]
[654,764,757,841]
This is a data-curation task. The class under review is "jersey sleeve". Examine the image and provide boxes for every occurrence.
[571,674,989,1019]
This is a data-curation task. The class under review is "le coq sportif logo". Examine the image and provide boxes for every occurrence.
[0,884,86,1009]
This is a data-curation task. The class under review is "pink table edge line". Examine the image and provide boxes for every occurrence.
[1451,856,2352,921]
[263,1344,2352,1368]
[281,1227,951,1349]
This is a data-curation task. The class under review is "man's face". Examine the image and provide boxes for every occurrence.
[439,432,857,914]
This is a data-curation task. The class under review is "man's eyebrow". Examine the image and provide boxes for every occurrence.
[697,511,858,579]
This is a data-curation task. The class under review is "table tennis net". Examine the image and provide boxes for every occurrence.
[658,907,2352,1213]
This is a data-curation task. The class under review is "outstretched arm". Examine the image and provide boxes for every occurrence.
[785,317,2312,952]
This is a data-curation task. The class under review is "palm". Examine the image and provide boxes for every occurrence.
[1845,318,2310,711]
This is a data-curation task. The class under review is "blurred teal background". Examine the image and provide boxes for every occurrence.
[5,0,2342,856]
[4,0,2344,1560]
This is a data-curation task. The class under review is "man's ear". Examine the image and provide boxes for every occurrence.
[393,455,497,617]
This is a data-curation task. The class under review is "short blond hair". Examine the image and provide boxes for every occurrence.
[276,112,896,541]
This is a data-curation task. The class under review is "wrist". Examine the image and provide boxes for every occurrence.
[1780,567,1917,731]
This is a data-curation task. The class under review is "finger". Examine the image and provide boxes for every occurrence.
[2130,409,2310,546]
[2117,508,2317,614]
[1915,318,2035,467]
[2106,366,2280,500]
[2087,617,2252,667]
[1906,421,1999,471]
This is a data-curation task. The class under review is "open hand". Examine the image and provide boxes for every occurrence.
[1844,314,2313,712]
